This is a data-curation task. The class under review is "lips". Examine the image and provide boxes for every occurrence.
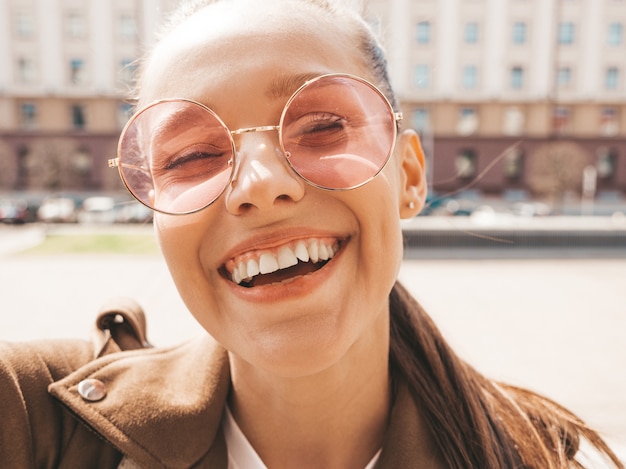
[223,238,341,287]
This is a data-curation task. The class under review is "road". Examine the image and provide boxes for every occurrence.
[1,224,625,457]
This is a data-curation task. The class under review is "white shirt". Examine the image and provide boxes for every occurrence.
[222,405,382,469]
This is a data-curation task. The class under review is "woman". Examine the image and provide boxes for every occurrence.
[0,0,622,467]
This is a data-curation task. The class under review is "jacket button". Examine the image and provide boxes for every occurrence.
[77,378,107,402]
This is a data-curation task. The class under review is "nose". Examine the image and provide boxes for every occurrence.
[225,131,305,215]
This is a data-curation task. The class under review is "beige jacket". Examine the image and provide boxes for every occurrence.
[0,298,444,469]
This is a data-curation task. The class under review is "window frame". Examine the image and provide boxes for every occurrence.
[512,21,527,44]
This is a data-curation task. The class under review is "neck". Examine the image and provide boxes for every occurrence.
[227,311,390,469]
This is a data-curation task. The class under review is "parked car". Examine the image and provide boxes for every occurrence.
[511,201,551,217]
[77,196,117,224]
[418,193,453,216]
[0,198,28,224]
[114,201,153,224]
[37,197,77,223]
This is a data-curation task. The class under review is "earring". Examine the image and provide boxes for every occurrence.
[408,201,415,210]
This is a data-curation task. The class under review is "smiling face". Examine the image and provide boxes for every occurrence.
[142,0,425,376]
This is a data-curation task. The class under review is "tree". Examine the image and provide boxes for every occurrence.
[527,141,588,211]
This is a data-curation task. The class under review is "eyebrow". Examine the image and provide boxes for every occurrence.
[266,72,324,99]
[151,105,197,140]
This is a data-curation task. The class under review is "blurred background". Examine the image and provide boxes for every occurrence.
[0,0,625,219]
[0,0,625,458]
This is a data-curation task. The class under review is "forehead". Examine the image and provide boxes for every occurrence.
[139,1,367,105]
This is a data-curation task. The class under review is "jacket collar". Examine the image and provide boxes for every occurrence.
[50,335,444,469]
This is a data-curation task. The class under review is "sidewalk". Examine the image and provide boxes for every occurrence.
[1,223,625,455]
[0,225,45,257]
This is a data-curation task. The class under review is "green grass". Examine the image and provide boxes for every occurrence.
[24,233,160,255]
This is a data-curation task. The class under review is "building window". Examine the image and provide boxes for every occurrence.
[462,65,478,89]
[464,22,479,43]
[504,147,524,180]
[412,108,430,134]
[512,22,527,44]
[71,104,86,129]
[600,107,619,136]
[503,106,525,136]
[558,22,575,45]
[553,106,570,134]
[117,102,134,128]
[17,57,36,84]
[457,107,479,135]
[608,23,623,46]
[596,147,618,179]
[455,149,477,179]
[70,58,86,85]
[20,103,37,129]
[557,66,572,87]
[416,21,431,44]
[66,11,86,39]
[15,146,30,190]
[71,147,92,179]
[605,67,620,89]
[118,14,137,40]
[119,59,137,84]
[15,11,34,38]
[414,64,430,88]
[510,66,524,89]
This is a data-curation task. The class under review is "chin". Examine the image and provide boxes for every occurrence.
[238,318,359,377]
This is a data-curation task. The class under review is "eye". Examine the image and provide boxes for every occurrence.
[164,146,227,170]
[298,113,346,134]
[287,113,349,147]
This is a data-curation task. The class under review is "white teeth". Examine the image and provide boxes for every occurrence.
[259,253,279,274]
[294,241,309,262]
[308,240,319,263]
[233,266,243,285]
[318,243,329,261]
[277,246,298,269]
[239,263,248,280]
[246,258,260,278]
[230,239,339,285]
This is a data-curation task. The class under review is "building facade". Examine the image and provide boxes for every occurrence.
[367,0,626,202]
[1,0,625,203]
[0,0,177,193]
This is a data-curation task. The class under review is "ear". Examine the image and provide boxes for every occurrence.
[397,129,428,219]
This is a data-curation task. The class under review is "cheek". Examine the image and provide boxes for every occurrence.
[350,170,405,282]
[155,214,189,259]
[382,154,403,202]
[154,213,208,290]
[155,213,228,333]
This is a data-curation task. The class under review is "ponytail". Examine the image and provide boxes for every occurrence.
[389,281,623,468]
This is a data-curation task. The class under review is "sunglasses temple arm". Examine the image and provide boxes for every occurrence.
[108,158,151,175]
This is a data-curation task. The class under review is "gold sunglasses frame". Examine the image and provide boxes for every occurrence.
[108,73,403,215]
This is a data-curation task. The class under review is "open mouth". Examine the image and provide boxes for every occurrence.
[222,238,343,288]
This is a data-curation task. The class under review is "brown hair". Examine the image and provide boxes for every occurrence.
[149,1,623,467]
[390,281,622,467]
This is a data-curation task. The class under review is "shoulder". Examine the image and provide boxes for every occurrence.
[0,338,94,378]
[0,338,96,467]
[0,297,163,467]
[48,335,229,468]
[0,338,94,406]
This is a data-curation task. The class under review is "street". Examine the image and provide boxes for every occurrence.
[0,226,625,456]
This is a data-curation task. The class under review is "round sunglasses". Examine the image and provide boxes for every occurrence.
[109,73,402,215]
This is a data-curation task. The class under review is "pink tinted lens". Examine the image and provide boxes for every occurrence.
[281,75,396,190]
[118,100,234,214]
